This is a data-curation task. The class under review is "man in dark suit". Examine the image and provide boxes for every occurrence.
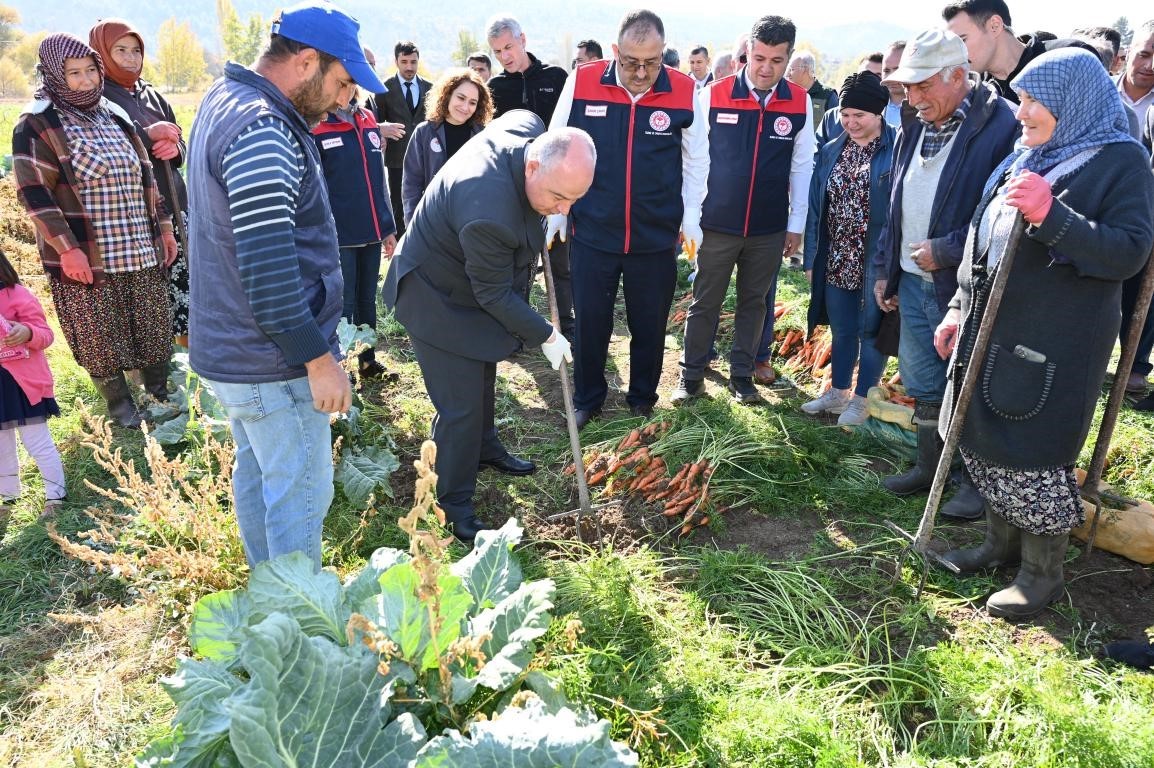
[369,41,431,236]
[382,111,595,541]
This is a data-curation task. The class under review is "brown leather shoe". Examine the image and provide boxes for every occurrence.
[754,362,776,384]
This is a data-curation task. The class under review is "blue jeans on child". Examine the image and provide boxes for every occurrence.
[204,376,333,570]
[824,281,888,396]
[897,275,948,402]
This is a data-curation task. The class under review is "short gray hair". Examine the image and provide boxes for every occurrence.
[486,15,522,41]
[941,62,970,83]
[528,127,597,173]
[787,51,815,74]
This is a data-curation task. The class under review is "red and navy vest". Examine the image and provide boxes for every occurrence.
[701,72,808,237]
[566,60,696,254]
[312,108,396,247]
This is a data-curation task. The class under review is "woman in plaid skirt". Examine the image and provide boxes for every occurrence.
[12,33,176,428]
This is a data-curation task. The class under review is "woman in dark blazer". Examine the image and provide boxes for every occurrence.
[401,69,493,225]
[935,49,1154,619]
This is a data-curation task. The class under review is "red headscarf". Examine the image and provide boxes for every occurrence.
[89,18,144,90]
[35,33,104,122]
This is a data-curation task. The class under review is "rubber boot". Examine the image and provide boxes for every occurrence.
[986,530,1068,620]
[941,469,985,521]
[883,410,942,496]
[91,373,143,428]
[140,363,171,402]
[940,507,1021,574]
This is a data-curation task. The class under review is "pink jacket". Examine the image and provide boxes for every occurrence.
[0,283,55,406]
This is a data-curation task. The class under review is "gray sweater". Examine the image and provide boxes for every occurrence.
[945,141,1154,468]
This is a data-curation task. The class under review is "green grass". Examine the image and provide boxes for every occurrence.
[2,246,1153,765]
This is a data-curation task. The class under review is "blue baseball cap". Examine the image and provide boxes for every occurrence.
[270,1,385,93]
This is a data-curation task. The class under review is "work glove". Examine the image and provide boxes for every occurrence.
[681,214,703,259]
[540,330,572,370]
[545,214,567,249]
[1005,170,1053,226]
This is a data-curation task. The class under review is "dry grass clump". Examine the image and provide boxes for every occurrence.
[46,401,245,596]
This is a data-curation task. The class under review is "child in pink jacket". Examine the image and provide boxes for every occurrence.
[0,248,64,538]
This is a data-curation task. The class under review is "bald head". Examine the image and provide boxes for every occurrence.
[525,128,597,216]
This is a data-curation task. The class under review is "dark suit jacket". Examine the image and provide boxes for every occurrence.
[382,110,553,362]
[370,73,432,167]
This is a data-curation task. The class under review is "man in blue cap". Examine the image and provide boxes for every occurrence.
[187,1,384,570]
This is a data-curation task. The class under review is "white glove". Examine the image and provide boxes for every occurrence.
[545,214,568,249]
[673,212,701,257]
[540,330,572,370]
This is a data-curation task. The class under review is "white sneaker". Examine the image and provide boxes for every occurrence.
[836,395,870,426]
[801,388,851,415]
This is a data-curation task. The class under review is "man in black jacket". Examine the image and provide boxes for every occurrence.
[368,41,431,236]
[485,16,569,122]
[381,112,594,541]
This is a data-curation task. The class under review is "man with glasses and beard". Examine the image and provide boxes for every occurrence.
[548,9,708,428]
[186,1,384,570]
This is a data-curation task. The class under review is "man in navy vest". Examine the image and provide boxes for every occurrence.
[673,15,814,405]
[187,1,384,570]
[549,9,709,427]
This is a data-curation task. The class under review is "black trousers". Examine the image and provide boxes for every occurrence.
[410,336,506,522]
[387,165,405,237]
[570,241,677,412]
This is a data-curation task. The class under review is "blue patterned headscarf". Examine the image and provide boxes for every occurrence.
[1007,47,1136,175]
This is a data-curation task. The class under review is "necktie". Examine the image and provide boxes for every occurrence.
[404,80,415,111]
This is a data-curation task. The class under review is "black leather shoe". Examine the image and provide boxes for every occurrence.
[629,404,654,418]
[728,376,761,404]
[478,454,536,475]
[451,515,492,542]
[574,408,601,430]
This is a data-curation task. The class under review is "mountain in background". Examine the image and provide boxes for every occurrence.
[9,0,915,74]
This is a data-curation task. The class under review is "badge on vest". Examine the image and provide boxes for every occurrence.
[368,132,381,149]
[715,112,739,125]
[773,116,793,136]
[585,104,608,117]
[430,137,443,153]
[649,110,671,132]
[321,137,344,150]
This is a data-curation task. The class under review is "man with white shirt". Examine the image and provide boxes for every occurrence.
[548,9,708,427]
[673,15,813,404]
[688,45,712,90]
[368,41,430,237]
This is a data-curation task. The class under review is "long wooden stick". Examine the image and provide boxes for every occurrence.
[910,215,1027,558]
[1080,247,1154,558]
[539,245,603,547]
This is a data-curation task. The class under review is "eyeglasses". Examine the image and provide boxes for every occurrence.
[619,55,662,73]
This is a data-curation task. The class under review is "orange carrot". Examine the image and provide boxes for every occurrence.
[562,463,576,476]
[617,428,642,452]
[623,446,651,467]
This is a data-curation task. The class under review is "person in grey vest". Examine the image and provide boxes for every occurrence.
[382,113,593,542]
[872,29,1016,521]
[186,1,383,570]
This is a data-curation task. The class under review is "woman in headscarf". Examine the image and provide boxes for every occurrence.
[799,71,895,426]
[934,48,1154,620]
[12,33,177,428]
[89,17,189,353]
[401,68,493,226]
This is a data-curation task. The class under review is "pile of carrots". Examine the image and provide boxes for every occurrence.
[774,325,833,382]
[564,421,726,536]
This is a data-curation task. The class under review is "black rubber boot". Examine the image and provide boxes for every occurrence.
[986,531,1068,620]
[140,363,171,402]
[883,405,942,495]
[941,469,986,521]
[941,507,1021,574]
[91,373,143,428]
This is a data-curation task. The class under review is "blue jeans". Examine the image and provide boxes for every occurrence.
[824,281,888,396]
[204,376,334,570]
[897,275,948,402]
[339,242,383,329]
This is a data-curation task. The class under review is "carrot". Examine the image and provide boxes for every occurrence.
[685,459,707,487]
[622,447,651,467]
[713,505,730,516]
[617,428,642,452]
[562,463,576,476]
[587,470,609,486]
[663,497,694,516]
[667,463,690,487]
[774,304,788,319]
[695,515,711,528]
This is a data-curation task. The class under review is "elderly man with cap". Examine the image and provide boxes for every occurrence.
[871,28,1016,520]
[186,1,385,570]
